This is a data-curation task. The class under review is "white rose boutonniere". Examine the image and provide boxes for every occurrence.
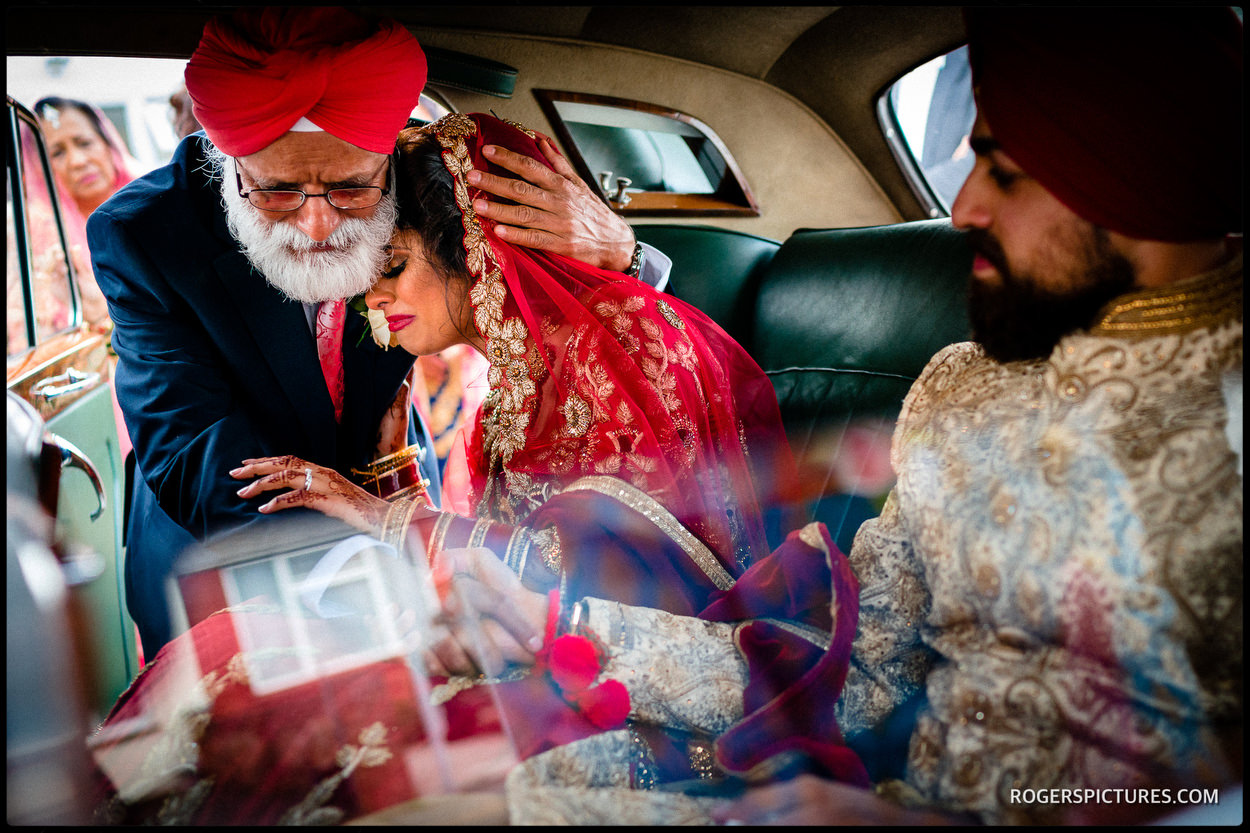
[351,297,399,350]
[366,307,399,350]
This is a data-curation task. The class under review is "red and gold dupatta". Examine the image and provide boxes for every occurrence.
[421,113,795,598]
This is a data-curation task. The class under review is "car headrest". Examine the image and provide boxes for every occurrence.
[756,219,973,421]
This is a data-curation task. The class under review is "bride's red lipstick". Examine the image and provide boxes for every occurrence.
[386,315,414,332]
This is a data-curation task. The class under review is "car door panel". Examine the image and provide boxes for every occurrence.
[6,96,136,720]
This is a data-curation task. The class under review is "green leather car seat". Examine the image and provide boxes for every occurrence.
[633,219,972,554]
[754,219,973,429]
[634,224,780,343]
[753,219,973,553]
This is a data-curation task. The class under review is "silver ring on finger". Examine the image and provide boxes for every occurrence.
[303,467,313,492]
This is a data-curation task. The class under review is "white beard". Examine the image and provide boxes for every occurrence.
[218,164,397,304]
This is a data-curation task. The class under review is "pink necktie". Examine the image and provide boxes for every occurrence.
[315,299,346,422]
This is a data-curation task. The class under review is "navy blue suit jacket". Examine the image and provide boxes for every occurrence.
[87,134,441,655]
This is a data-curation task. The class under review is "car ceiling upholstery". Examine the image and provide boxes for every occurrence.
[5,4,967,219]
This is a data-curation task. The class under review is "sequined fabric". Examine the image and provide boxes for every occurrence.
[840,256,1243,823]
[505,599,747,824]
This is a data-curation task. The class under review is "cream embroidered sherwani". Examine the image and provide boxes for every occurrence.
[841,254,1243,823]
[506,256,1242,825]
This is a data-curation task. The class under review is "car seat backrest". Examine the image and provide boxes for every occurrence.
[754,218,973,428]
[634,223,780,342]
[633,218,973,553]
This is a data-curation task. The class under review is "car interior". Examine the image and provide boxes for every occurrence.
[7,5,979,824]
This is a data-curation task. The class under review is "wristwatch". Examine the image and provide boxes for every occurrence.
[625,242,645,280]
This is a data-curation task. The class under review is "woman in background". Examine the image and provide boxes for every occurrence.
[31,97,143,513]
[34,96,141,330]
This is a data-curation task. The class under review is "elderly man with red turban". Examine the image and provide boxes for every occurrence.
[86,7,667,658]
[704,6,1243,824]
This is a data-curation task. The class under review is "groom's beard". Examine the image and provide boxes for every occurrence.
[220,175,397,305]
[964,226,1136,363]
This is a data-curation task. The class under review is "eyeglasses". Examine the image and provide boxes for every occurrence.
[234,159,390,212]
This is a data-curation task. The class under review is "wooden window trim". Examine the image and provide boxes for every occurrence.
[534,89,759,217]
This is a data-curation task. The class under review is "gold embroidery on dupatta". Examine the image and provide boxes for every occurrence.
[431,116,540,518]
[596,296,646,353]
[590,292,700,474]
[656,298,685,330]
[427,115,708,524]
[554,301,698,494]
[562,394,592,437]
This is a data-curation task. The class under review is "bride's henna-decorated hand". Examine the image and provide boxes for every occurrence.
[230,455,389,536]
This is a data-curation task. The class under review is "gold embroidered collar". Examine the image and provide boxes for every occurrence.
[1090,251,1243,337]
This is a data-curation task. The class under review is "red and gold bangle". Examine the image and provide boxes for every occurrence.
[352,445,430,501]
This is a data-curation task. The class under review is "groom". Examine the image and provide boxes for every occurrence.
[88,7,664,657]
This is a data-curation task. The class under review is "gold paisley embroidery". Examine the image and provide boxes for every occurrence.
[431,116,538,476]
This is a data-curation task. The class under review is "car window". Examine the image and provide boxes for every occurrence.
[880,45,975,216]
[409,90,454,125]
[535,89,758,217]
[7,109,78,356]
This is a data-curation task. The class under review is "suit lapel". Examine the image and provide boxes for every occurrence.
[214,247,338,455]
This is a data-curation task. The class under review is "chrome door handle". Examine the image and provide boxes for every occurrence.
[597,171,633,206]
[46,431,106,522]
[30,367,101,404]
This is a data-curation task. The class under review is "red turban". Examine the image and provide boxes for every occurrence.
[966,7,1242,242]
[185,7,426,157]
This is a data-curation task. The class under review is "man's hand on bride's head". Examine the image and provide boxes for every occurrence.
[230,455,389,535]
[468,137,635,273]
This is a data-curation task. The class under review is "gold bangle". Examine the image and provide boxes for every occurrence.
[383,478,431,503]
[383,494,427,556]
[426,510,454,566]
[353,445,428,501]
[352,444,425,478]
